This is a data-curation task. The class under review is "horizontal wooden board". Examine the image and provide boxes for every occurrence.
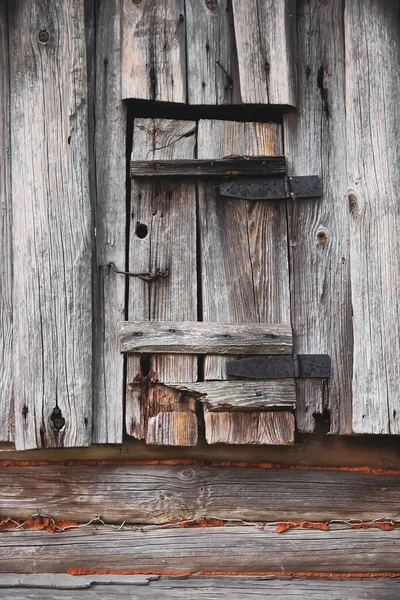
[168,380,296,411]
[2,526,400,573]
[204,411,295,445]
[1,464,398,523]
[120,321,292,355]
[1,575,399,599]
[130,157,287,178]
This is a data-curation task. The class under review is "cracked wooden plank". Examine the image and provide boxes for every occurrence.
[9,0,92,449]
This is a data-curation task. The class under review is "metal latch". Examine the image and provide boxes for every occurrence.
[226,354,331,379]
[219,176,322,201]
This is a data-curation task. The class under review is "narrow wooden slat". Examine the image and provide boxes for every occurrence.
[185,0,238,105]
[1,464,400,523]
[147,412,198,446]
[126,119,197,443]
[1,575,399,599]
[283,0,352,433]
[131,157,286,178]
[198,120,290,381]
[2,526,400,574]
[9,0,92,449]
[120,321,292,355]
[232,0,296,106]
[169,380,297,411]
[345,1,400,434]
[0,2,12,442]
[204,411,294,445]
[89,0,125,443]
[121,0,186,102]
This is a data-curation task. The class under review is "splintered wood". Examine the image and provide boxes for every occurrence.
[121,0,296,106]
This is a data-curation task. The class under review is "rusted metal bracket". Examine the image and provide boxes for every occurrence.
[219,176,322,201]
[226,354,331,379]
[105,262,169,282]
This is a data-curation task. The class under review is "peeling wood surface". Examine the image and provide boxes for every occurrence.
[170,380,296,411]
[0,2,13,442]
[204,411,294,445]
[284,0,352,434]
[121,0,186,103]
[232,0,296,105]
[120,321,292,355]
[126,119,198,443]
[9,0,92,450]
[121,0,296,106]
[89,0,125,443]
[198,120,290,381]
[0,575,399,599]
[2,526,400,573]
[346,0,400,434]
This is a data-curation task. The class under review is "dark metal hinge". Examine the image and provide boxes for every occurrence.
[219,175,322,201]
[226,354,331,379]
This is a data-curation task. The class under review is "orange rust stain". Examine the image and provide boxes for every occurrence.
[0,515,78,533]
[1,459,400,475]
[67,568,400,578]
[350,522,400,531]
[275,521,329,534]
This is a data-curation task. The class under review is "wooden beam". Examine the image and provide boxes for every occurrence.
[3,463,397,523]
[0,1,12,442]
[1,526,400,573]
[9,0,92,449]
[130,157,287,178]
[204,411,295,445]
[120,321,292,356]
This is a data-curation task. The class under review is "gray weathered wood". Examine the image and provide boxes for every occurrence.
[120,321,292,355]
[283,0,352,434]
[169,380,296,411]
[0,2,13,442]
[121,0,186,102]
[232,0,296,106]
[130,157,287,178]
[1,464,400,523]
[2,525,400,573]
[185,0,238,105]
[198,120,291,381]
[0,574,157,589]
[126,119,198,443]
[345,0,400,434]
[9,0,92,449]
[89,0,126,443]
[204,411,295,444]
[0,575,399,599]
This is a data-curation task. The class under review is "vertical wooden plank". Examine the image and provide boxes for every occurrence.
[345,0,400,433]
[283,0,352,434]
[198,120,289,381]
[231,0,297,106]
[185,0,237,105]
[9,0,92,449]
[0,2,13,442]
[88,0,126,443]
[126,119,197,443]
[121,0,186,103]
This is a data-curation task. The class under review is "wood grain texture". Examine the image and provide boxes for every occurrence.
[204,411,294,444]
[89,0,126,443]
[0,576,399,599]
[345,0,400,434]
[121,0,186,102]
[0,2,13,442]
[198,120,290,381]
[120,321,292,355]
[1,464,400,523]
[232,0,296,105]
[2,525,400,573]
[9,0,92,449]
[126,119,197,442]
[185,0,238,105]
[284,0,352,434]
[130,157,287,178]
[169,380,296,411]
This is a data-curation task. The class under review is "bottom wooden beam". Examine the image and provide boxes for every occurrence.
[1,526,400,574]
[0,574,399,599]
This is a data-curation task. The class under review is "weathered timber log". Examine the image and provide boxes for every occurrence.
[120,321,292,355]
[130,157,287,178]
[1,526,400,573]
[2,464,397,523]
